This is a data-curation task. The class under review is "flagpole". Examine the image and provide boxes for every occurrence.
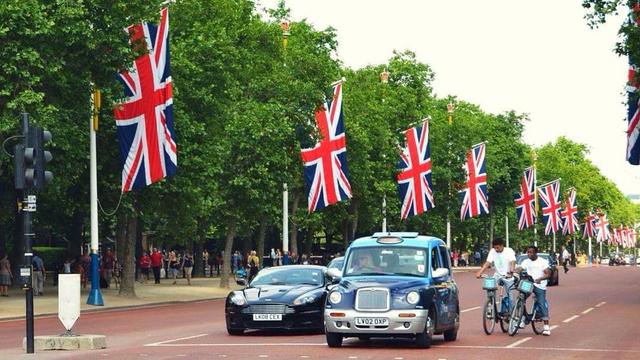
[87,87,104,306]
[588,236,593,265]
[532,151,538,247]
[505,214,509,248]
[382,194,387,233]
[446,101,455,249]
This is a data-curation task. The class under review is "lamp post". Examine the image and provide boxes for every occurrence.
[532,150,538,247]
[446,101,455,249]
[381,68,389,232]
[281,20,290,253]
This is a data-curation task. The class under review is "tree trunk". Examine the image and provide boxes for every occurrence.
[488,202,495,246]
[350,200,359,242]
[69,209,84,257]
[194,237,203,277]
[256,218,268,268]
[219,217,237,289]
[305,226,314,256]
[289,191,301,257]
[119,197,138,298]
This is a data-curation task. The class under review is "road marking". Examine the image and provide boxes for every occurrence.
[144,333,209,347]
[147,343,328,347]
[259,356,268,358]
[461,306,481,313]
[562,315,579,323]
[506,337,532,348]
[595,301,606,307]
[582,307,594,314]
[550,325,559,330]
[300,357,310,359]
[348,357,358,359]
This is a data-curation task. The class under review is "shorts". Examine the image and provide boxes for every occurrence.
[0,273,11,286]
[184,267,193,276]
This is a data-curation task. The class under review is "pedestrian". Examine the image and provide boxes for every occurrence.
[232,251,241,274]
[0,253,12,297]
[101,249,115,289]
[32,252,46,296]
[139,252,151,284]
[474,250,481,266]
[182,251,194,285]
[163,250,170,278]
[112,257,122,289]
[562,246,570,273]
[150,248,163,284]
[248,250,260,282]
[169,251,179,285]
[283,251,290,265]
[215,252,222,276]
[74,256,87,289]
[80,252,91,286]
[276,249,283,266]
[452,250,459,267]
[270,248,276,267]
[461,251,469,267]
[202,249,209,276]
[301,254,309,265]
[63,258,72,274]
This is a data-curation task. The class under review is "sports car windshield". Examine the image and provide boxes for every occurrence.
[344,247,427,277]
[250,267,325,286]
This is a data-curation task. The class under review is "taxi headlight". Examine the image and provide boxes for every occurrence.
[230,292,247,306]
[329,291,342,304]
[406,291,420,305]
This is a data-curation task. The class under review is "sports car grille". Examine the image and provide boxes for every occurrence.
[356,288,389,311]
[242,304,294,314]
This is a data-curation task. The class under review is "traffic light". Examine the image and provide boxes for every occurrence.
[14,124,53,191]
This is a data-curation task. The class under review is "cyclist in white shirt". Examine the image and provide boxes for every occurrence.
[515,245,552,336]
[476,238,517,313]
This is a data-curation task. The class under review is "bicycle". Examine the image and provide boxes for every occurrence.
[481,275,514,335]
[508,271,546,336]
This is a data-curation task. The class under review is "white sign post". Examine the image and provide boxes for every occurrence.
[58,274,81,334]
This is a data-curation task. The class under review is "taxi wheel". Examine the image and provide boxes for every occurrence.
[326,332,343,348]
[415,311,434,348]
[226,327,244,336]
[444,314,459,341]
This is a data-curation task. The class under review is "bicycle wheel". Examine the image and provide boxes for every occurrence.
[482,297,496,335]
[508,298,523,336]
[499,315,509,333]
[531,307,544,335]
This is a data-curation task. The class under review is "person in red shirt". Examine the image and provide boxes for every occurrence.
[139,252,152,284]
[150,248,163,284]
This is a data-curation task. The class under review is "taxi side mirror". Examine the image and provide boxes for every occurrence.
[326,268,342,284]
[432,267,449,279]
[236,278,247,287]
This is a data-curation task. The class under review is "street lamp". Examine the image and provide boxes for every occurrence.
[447,101,455,125]
[280,21,290,50]
[381,68,389,232]
[380,68,389,84]
[446,100,455,248]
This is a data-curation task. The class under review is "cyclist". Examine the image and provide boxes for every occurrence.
[514,245,551,336]
[476,238,517,314]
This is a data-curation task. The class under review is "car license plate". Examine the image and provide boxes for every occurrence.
[355,317,388,326]
[252,314,282,321]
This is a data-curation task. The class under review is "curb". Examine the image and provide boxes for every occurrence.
[0,295,227,322]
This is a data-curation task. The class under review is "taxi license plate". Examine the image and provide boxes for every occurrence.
[355,317,388,326]
[253,314,282,321]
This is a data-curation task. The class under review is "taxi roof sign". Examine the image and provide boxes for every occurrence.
[371,232,419,238]
[376,236,404,244]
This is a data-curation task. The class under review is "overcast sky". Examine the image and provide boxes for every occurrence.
[261,0,639,195]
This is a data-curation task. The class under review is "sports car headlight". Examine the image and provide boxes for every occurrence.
[406,291,420,305]
[293,293,318,306]
[329,291,342,304]
[230,292,247,306]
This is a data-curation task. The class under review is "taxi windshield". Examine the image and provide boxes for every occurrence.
[344,247,427,277]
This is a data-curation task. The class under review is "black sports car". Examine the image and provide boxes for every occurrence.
[516,253,559,286]
[225,265,328,335]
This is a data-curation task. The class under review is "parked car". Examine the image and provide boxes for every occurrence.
[225,265,328,335]
[324,232,459,348]
[327,256,344,273]
[516,253,559,286]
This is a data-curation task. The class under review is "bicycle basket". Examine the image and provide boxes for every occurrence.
[483,277,497,290]
[517,279,534,294]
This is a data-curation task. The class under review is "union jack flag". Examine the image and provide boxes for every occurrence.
[595,213,611,243]
[582,211,597,239]
[560,188,579,235]
[301,81,352,212]
[538,180,562,235]
[460,143,489,221]
[629,227,637,247]
[114,8,177,192]
[626,2,640,165]
[623,226,631,248]
[514,167,536,230]
[613,226,622,245]
[397,120,434,219]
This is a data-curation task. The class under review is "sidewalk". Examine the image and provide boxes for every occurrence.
[0,276,240,320]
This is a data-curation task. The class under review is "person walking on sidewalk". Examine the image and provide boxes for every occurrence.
[562,246,571,273]
[0,253,12,297]
[150,248,163,284]
[169,251,179,285]
[182,251,194,285]
[102,249,115,288]
[32,253,45,296]
[139,252,151,284]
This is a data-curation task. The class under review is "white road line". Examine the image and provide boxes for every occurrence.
[550,325,559,330]
[259,356,268,358]
[506,337,532,348]
[348,357,358,359]
[147,343,328,347]
[144,333,209,347]
[562,315,579,323]
[595,301,606,307]
[582,307,594,314]
[461,306,481,313]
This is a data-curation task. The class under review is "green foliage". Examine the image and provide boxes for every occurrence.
[32,246,67,267]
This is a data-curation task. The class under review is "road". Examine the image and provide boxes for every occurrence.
[0,266,638,360]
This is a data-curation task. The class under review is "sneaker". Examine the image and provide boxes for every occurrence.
[542,325,551,336]
[519,319,526,329]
